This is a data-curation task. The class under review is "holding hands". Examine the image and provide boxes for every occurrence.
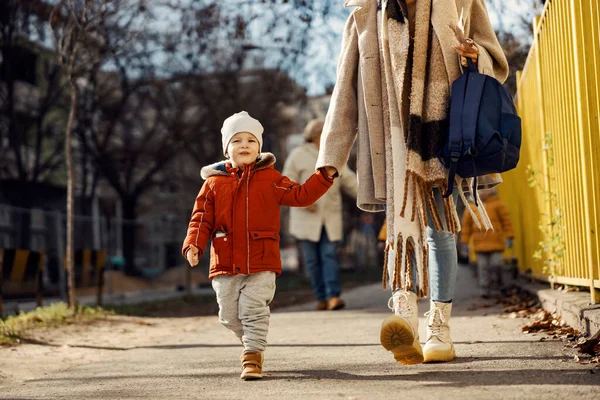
[322,166,338,180]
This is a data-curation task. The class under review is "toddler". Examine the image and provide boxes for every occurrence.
[182,111,334,380]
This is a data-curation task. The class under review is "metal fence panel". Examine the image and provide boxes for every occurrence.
[501,0,600,303]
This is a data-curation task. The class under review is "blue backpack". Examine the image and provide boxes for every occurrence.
[439,59,522,202]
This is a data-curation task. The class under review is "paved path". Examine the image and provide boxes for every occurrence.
[1,266,598,399]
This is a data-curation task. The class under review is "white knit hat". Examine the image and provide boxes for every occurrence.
[221,111,264,156]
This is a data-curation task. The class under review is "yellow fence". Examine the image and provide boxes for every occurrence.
[498,0,600,303]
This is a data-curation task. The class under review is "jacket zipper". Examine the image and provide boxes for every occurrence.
[232,168,244,275]
[231,170,238,275]
[246,168,250,274]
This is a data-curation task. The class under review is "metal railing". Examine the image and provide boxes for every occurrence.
[0,204,187,297]
[498,0,600,303]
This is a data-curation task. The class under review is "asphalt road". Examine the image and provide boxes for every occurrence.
[1,265,598,399]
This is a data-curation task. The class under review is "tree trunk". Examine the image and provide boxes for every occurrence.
[121,196,138,276]
[65,85,78,308]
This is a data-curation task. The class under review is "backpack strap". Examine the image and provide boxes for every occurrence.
[462,74,487,156]
[444,59,484,199]
[443,64,469,197]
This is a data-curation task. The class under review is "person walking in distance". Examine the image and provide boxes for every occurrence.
[283,119,358,311]
[461,189,514,298]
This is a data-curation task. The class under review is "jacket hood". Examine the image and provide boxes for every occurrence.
[200,152,276,180]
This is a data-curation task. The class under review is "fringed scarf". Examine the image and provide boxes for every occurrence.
[378,0,491,297]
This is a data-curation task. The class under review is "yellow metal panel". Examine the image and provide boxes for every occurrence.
[10,250,29,282]
[502,0,600,302]
[96,249,106,271]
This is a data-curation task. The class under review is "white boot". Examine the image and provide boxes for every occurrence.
[380,290,424,365]
[423,300,456,362]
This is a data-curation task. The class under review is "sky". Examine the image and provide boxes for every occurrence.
[295,0,536,95]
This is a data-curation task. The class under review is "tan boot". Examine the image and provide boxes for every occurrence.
[327,296,345,310]
[240,352,264,380]
[316,300,328,311]
[423,301,456,363]
[380,291,424,365]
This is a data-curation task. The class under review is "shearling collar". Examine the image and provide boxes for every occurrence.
[200,152,276,179]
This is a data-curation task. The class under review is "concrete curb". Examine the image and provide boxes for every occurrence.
[516,277,600,336]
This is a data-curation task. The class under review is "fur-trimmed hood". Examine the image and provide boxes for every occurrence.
[200,152,276,180]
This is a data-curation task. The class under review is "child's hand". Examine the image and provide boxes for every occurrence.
[186,245,199,267]
[321,166,337,179]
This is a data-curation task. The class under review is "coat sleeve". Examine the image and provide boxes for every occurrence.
[181,179,216,258]
[315,13,359,174]
[460,206,474,245]
[340,165,358,199]
[496,201,514,239]
[467,0,509,83]
[274,170,333,207]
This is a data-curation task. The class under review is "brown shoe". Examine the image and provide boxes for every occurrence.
[327,296,345,310]
[240,352,264,380]
[316,301,328,311]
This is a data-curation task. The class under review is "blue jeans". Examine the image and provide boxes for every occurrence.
[390,188,458,303]
[299,228,341,301]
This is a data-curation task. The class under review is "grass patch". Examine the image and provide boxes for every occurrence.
[0,303,111,346]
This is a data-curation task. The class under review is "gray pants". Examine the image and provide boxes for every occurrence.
[212,271,276,353]
[476,252,504,295]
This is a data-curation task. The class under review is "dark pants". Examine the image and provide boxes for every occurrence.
[299,228,341,301]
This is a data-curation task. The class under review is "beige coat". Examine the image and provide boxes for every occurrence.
[315,0,509,212]
[283,142,358,242]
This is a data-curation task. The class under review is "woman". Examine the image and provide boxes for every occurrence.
[317,0,508,364]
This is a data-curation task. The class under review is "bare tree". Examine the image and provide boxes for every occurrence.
[50,0,113,307]
[0,1,68,195]
[65,1,316,275]
[486,0,546,94]
[42,0,343,277]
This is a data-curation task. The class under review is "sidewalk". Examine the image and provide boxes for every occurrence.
[517,279,600,336]
[1,265,597,399]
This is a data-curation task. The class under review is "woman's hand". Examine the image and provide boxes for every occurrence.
[186,245,199,267]
[455,38,478,67]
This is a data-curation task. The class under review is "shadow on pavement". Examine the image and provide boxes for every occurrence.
[29,368,597,386]
[264,368,597,385]
[20,339,564,352]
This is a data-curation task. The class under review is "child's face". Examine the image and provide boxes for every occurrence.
[227,131,260,167]
[479,190,491,201]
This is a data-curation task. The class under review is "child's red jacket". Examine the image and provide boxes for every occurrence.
[182,153,333,279]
